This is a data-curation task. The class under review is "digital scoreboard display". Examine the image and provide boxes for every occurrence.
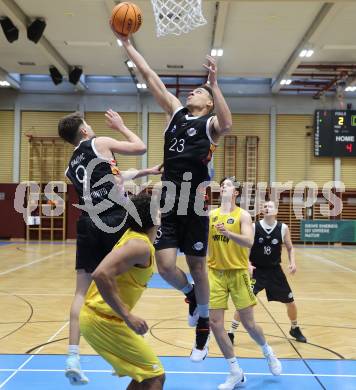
[314,110,356,157]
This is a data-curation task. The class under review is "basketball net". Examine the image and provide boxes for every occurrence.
[150,0,207,37]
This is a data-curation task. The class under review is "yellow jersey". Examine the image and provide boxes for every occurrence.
[208,207,249,270]
[84,228,155,319]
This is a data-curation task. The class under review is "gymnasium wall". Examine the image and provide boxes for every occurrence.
[0,107,355,187]
[0,111,14,182]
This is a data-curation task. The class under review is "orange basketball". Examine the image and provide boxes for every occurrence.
[110,2,142,36]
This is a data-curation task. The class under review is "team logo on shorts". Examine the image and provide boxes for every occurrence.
[258,237,264,243]
[227,218,235,224]
[193,241,204,251]
[187,127,197,137]
[272,238,279,245]
[288,292,293,299]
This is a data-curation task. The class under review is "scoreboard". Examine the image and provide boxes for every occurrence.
[314,110,356,157]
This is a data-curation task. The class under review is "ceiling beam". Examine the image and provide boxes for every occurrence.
[211,1,230,50]
[0,0,87,91]
[271,2,334,93]
[0,67,20,89]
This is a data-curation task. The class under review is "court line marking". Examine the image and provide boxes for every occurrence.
[0,368,355,378]
[303,253,356,273]
[0,322,69,389]
[0,250,65,277]
[1,292,356,302]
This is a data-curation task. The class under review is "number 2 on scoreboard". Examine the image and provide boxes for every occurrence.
[338,116,344,125]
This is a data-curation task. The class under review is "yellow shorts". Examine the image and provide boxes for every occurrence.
[208,267,257,311]
[79,306,164,383]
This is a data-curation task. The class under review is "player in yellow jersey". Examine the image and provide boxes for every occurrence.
[208,177,281,390]
[79,193,165,390]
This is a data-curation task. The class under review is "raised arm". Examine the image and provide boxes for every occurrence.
[91,239,151,334]
[283,225,296,274]
[94,109,146,157]
[203,56,232,141]
[118,34,181,116]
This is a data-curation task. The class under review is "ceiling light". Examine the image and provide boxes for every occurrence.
[0,81,10,87]
[137,83,147,89]
[117,39,123,47]
[211,48,223,57]
[345,86,356,92]
[280,79,292,85]
[126,60,136,68]
[299,49,307,58]
[306,49,314,58]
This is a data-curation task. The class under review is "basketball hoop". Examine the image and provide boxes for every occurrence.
[150,0,207,37]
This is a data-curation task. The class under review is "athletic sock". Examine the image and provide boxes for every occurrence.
[68,345,79,356]
[261,342,272,356]
[226,357,240,373]
[229,319,240,333]
[181,283,193,295]
[197,304,209,318]
[291,320,298,329]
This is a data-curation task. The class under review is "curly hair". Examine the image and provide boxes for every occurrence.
[127,193,158,233]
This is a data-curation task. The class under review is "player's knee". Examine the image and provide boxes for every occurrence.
[189,265,207,281]
[157,262,174,279]
[209,316,223,333]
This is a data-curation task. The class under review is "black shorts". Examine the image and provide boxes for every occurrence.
[76,208,129,273]
[154,204,209,257]
[251,265,294,303]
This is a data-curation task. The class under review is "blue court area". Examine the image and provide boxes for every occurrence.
[0,354,355,389]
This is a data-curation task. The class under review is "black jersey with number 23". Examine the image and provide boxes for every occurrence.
[162,107,216,191]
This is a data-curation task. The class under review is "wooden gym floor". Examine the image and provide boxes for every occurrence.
[0,241,355,361]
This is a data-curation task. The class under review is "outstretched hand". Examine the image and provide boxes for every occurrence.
[105,109,125,131]
[149,163,164,175]
[203,55,217,86]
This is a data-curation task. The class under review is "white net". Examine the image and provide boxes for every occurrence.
[150,0,207,37]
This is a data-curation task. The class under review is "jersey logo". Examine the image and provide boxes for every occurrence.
[171,125,177,133]
[193,241,204,251]
[272,238,279,245]
[258,237,264,243]
[264,246,272,255]
[187,127,197,137]
[227,218,235,224]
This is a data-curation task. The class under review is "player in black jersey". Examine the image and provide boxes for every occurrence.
[58,110,161,385]
[118,32,232,361]
[228,200,307,344]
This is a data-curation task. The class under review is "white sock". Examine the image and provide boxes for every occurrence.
[291,320,298,329]
[68,345,80,355]
[229,319,240,333]
[226,357,240,373]
[261,343,272,356]
[181,283,193,295]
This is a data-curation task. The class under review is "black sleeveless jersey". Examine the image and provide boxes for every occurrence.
[162,107,216,193]
[66,138,122,214]
[249,221,283,268]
